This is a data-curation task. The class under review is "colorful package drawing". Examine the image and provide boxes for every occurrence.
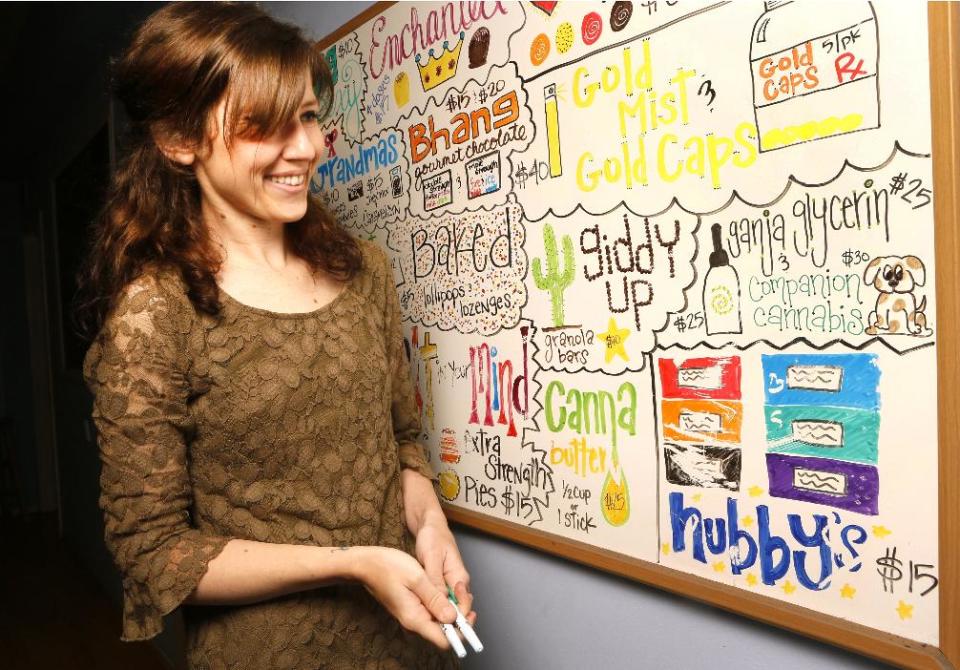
[664,442,742,491]
[466,152,502,199]
[750,1,880,152]
[659,356,743,490]
[762,353,881,514]
[423,170,453,211]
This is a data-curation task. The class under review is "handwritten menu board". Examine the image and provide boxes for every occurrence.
[312,0,948,655]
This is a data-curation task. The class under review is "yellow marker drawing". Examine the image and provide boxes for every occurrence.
[896,600,914,620]
[840,584,856,599]
[661,543,671,555]
[394,72,410,108]
[872,525,892,538]
[748,485,764,497]
[543,83,563,177]
[741,515,755,527]
[600,467,630,526]
[712,561,726,573]
[598,317,630,363]
[782,580,797,595]
[438,470,461,501]
[745,573,758,587]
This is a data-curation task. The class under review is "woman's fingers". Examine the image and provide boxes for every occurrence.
[358,547,460,650]
[453,579,474,619]
[401,605,451,650]
[422,550,446,589]
[413,572,457,624]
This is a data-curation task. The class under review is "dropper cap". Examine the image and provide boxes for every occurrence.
[708,223,730,268]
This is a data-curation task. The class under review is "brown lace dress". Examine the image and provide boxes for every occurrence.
[83,240,457,670]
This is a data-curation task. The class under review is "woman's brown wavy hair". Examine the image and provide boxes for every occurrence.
[75,1,361,340]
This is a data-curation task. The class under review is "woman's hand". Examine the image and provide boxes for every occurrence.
[414,517,476,627]
[400,469,477,627]
[353,545,457,649]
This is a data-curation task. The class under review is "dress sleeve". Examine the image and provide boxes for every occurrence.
[377,246,437,482]
[83,274,230,641]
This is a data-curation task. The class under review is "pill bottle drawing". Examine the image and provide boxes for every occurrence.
[750,0,879,152]
[703,223,742,335]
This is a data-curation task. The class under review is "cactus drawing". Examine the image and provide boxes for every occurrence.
[532,223,575,327]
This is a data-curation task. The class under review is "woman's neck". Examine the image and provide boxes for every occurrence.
[203,200,292,272]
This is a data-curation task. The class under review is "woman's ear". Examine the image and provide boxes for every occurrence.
[152,128,196,166]
[157,142,196,166]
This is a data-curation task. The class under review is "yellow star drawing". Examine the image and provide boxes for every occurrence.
[872,525,893,538]
[782,580,797,595]
[598,318,630,363]
[745,573,758,587]
[661,543,671,555]
[741,515,755,527]
[896,600,914,620]
[748,485,764,497]
[692,493,702,502]
[840,584,856,599]
[712,560,726,573]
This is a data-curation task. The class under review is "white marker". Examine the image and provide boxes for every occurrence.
[447,587,483,654]
[452,602,483,653]
[441,623,467,658]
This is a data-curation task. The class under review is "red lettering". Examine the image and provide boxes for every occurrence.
[834,52,867,83]
[369,17,387,80]
[369,2,510,80]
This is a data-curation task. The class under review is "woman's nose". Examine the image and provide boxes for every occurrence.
[283,122,318,162]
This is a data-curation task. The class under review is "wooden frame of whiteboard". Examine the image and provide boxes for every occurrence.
[317,3,960,667]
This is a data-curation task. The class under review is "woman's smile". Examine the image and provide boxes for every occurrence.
[265,172,308,193]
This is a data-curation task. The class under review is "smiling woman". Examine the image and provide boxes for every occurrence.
[73,3,474,669]
[75,1,360,329]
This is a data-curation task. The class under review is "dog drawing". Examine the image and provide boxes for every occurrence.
[863,255,932,336]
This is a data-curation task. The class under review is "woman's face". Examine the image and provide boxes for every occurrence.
[192,75,324,226]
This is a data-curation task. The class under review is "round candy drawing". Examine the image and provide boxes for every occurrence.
[555,21,574,54]
[610,0,633,32]
[469,27,490,68]
[582,11,603,46]
[438,470,461,501]
[393,71,410,108]
[530,32,551,66]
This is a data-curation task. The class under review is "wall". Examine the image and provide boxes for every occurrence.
[263,3,890,668]
[1,3,179,666]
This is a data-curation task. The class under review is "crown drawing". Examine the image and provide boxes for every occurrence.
[416,32,465,92]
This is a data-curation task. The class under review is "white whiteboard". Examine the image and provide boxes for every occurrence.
[313,0,939,644]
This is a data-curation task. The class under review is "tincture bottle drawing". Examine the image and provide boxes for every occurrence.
[703,224,742,335]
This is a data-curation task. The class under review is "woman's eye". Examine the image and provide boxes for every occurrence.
[301,110,321,124]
